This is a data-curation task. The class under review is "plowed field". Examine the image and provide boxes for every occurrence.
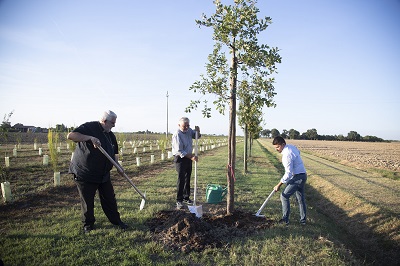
[286,140,400,172]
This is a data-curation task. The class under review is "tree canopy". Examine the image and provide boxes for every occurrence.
[186,0,281,214]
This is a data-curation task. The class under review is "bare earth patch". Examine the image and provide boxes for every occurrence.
[146,207,273,252]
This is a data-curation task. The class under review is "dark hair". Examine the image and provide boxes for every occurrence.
[272,136,286,145]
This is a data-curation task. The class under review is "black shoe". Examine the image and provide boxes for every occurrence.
[83,224,94,233]
[176,201,184,209]
[183,199,193,205]
[118,221,129,230]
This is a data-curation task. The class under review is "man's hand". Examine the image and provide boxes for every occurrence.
[90,137,101,148]
[274,182,283,192]
[185,153,198,162]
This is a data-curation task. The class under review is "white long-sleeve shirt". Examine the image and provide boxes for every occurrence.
[280,144,306,184]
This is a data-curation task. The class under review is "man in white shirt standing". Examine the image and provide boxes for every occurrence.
[272,136,307,225]
[171,117,201,209]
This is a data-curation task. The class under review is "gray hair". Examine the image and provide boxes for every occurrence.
[178,117,190,125]
[100,110,117,122]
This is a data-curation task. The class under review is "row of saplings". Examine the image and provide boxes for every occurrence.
[1,131,227,203]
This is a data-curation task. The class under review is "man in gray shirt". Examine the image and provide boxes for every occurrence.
[171,117,201,209]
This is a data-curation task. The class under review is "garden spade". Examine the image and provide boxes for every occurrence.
[188,130,203,218]
[97,146,146,210]
[254,189,275,217]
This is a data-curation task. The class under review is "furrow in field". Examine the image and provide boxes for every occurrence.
[302,152,400,214]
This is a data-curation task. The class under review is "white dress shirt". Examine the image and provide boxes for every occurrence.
[280,144,306,184]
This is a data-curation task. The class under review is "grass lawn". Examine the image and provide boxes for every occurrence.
[1,140,363,265]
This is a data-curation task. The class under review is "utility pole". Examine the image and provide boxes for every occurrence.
[166,91,169,139]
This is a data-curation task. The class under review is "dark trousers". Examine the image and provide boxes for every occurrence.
[74,177,121,227]
[174,156,192,202]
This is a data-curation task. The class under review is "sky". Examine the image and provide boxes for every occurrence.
[1,0,399,140]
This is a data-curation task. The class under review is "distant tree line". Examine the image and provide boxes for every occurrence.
[49,124,74,132]
[260,128,385,142]
[1,111,74,134]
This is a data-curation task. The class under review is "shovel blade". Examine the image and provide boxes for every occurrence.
[188,205,203,218]
[139,192,146,210]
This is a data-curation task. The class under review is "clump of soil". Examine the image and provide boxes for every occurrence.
[146,207,273,252]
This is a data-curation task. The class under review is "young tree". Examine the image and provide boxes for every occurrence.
[0,110,14,154]
[48,129,59,173]
[247,122,263,157]
[186,0,281,214]
[238,85,265,173]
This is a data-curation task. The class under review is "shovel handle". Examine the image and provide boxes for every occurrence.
[195,131,198,156]
[97,145,146,200]
[193,130,199,205]
[255,189,275,216]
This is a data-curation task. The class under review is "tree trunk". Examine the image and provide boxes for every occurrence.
[249,135,253,157]
[244,124,248,173]
[227,92,236,215]
[227,47,237,215]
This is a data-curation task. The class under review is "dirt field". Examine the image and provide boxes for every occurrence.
[286,140,400,172]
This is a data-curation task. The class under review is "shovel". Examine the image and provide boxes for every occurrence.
[188,130,203,218]
[97,145,146,210]
[254,189,275,217]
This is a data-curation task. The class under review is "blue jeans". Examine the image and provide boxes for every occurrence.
[280,173,307,224]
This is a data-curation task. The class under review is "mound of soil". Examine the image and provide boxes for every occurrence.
[146,207,273,252]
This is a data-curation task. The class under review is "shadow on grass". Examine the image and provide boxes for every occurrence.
[307,183,400,265]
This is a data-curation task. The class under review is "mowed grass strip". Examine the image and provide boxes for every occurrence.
[1,140,363,265]
[258,138,400,266]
